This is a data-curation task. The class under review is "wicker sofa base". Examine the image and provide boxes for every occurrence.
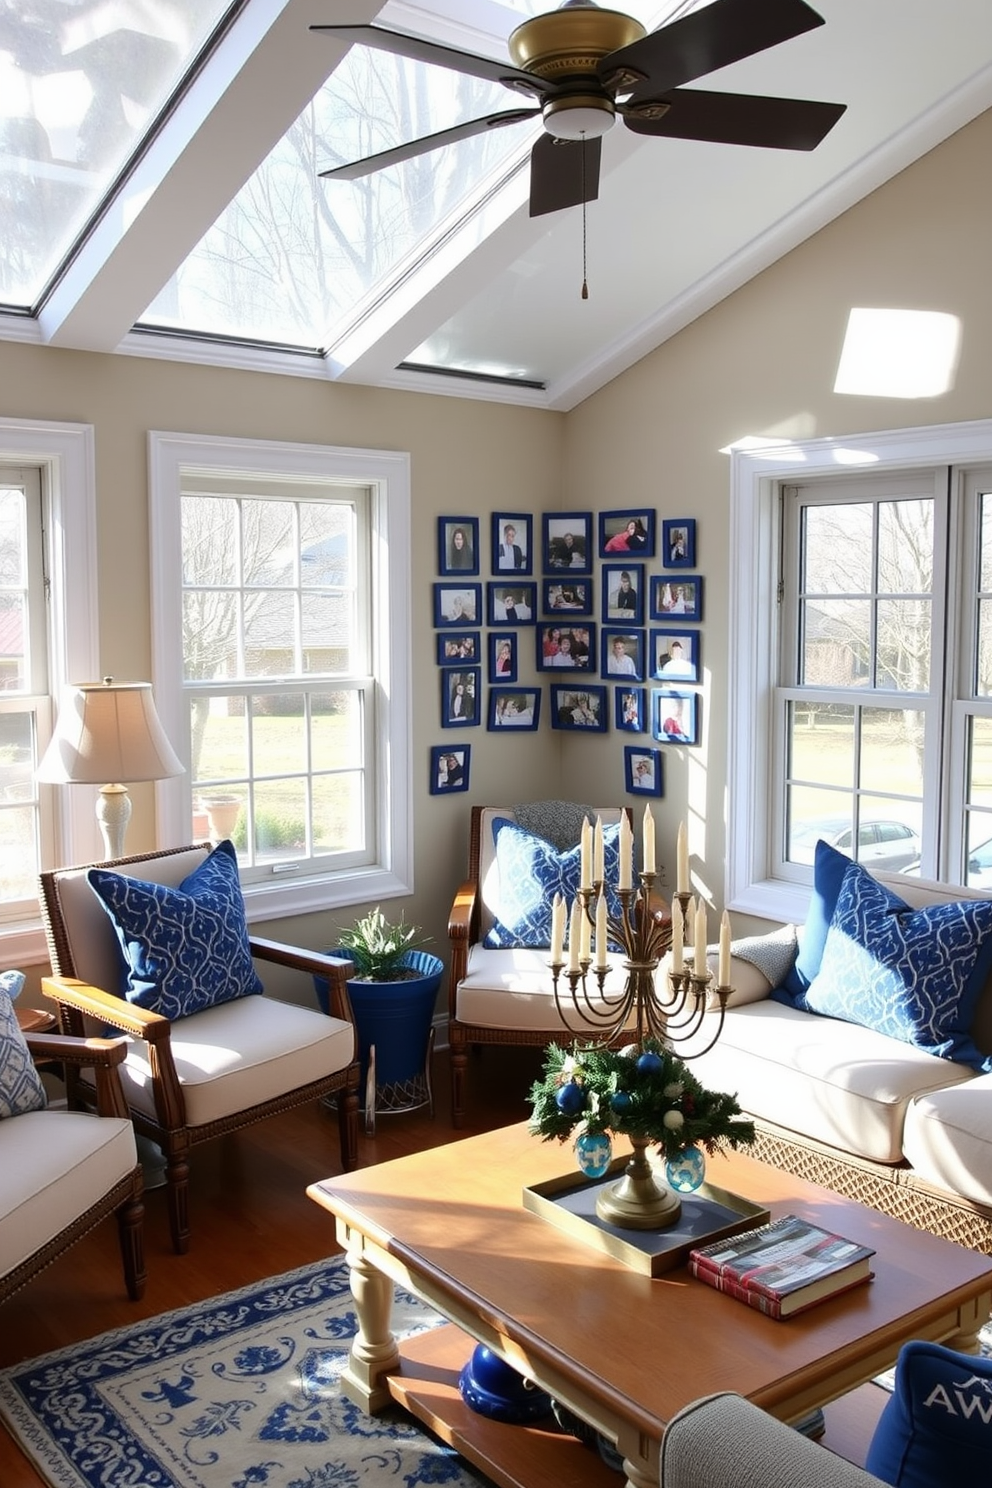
[750,1117,992,1256]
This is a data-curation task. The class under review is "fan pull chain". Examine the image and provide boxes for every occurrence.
[581,140,589,300]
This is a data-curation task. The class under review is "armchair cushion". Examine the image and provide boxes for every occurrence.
[0,978,47,1119]
[795,861,992,1070]
[482,817,624,950]
[866,1339,992,1486]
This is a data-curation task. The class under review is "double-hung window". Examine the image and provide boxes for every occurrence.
[150,433,412,920]
[728,419,992,926]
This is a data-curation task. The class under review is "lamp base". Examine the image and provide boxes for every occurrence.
[97,784,132,860]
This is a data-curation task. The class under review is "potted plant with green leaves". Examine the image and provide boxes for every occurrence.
[314,908,444,1136]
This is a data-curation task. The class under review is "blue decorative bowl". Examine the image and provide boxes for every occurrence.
[458,1345,553,1423]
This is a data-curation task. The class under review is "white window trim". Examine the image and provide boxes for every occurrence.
[0,417,100,961]
[148,431,413,923]
[728,417,992,927]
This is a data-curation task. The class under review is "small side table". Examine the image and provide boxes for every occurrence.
[16,1006,56,1035]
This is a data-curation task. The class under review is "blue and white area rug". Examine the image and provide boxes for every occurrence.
[0,1258,494,1488]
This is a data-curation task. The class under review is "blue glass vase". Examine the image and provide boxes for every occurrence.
[665,1144,706,1192]
[574,1131,613,1179]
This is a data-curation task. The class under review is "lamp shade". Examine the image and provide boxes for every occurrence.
[37,678,184,785]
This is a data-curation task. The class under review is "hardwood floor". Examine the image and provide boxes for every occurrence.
[0,1044,547,1488]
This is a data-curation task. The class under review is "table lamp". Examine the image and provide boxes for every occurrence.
[37,677,184,860]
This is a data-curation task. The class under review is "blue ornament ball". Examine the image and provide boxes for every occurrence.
[610,1090,631,1114]
[665,1144,706,1193]
[574,1131,613,1179]
[636,1051,664,1076]
[556,1080,586,1116]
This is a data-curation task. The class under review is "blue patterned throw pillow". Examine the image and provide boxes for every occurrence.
[867,1340,992,1487]
[0,974,47,1119]
[772,838,849,1005]
[87,840,263,1020]
[483,818,624,949]
[800,860,992,1069]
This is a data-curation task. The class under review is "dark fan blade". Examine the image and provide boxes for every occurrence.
[311,24,550,97]
[622,89,845,151]
[529,134,601,219]
[600,0,826,98]
[319,108,539,182]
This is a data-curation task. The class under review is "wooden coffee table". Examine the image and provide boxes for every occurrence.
[307,1122,992,1488]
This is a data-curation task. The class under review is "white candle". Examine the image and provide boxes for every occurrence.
[593,816,605,884]
[580,819,592,892]
[677,821,689,894]
[694,902,708,974]
[619,812,633,890]
[550,893,565,964]
[595,892,608,969]
[642,804,655,874]
[671,897,683,973]
[719,909,732,988]
[580,900,592,962]
[568,899,581,973]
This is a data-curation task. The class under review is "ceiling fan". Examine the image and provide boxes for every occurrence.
[312,0,846,219]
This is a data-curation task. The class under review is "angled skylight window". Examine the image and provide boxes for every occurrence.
[0,0,236,310]
[140,41,534,350]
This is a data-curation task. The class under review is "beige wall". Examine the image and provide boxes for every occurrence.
[7,103,992,991]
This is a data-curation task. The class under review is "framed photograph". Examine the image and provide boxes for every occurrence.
[652,688,699,745]
[598,508,656,559]
[436,631,480,666]
[550,685,608,732]
[491,512,533,576]
[488,687,542,730]
[602,628,644,681]
[662,519,696,569]
[624,745,663,797]
[489,632,518,683]
[536,622,596,672]
[614,685,646,733]
[440,667,481,727]
[602,562,644,625]
[542,577,593,616]
[542,512,592,574]
[430,744,470,795]
[650,574,702,622]
[650,628,700,682]
[434,583,482,627]
[437,516,479,576]
[487,582,536,625]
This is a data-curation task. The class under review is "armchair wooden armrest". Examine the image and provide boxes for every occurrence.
[448,879,479,1005]
[26,1031,133,1119]
[250,938,354,1023]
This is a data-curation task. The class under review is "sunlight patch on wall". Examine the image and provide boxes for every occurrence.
[834,308,961,398]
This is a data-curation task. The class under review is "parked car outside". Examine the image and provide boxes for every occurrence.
[967,837,992,889]
[790,817,922,873]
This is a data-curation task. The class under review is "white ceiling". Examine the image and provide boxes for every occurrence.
[6,0,992,411]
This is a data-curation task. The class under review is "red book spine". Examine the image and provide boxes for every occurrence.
[689,1256,785,1315]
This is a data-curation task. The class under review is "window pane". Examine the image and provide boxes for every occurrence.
[876,599,931,691]
[302,593,353,672]
[312,691,362,770]
[800,600,870,686]
[802,504,872,593]
[182,495,238,585]
[313,773,364,856]
[243,501,294,587]
[244,592,295,675]
[183,590,242,682]
[251,694,307,777]
[859,707,925,798]
[191,696,249,784]
[253,780,307,863]
[878,499,932,594]
[301,503,351,585]
[788,700,855,784]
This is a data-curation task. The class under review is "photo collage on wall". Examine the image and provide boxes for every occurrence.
[430,510,704,796]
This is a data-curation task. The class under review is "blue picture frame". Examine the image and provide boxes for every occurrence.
[437,516,479,576]
[542,577,593,616]
[602,562,644,625]
[487,687,542,730]
[614,685,646,733]
[650,627,700,683]
[487,582,537,625]
[434,583,482,627]
[430,745,470,794]
[536,622,596,672]
[488,632,518,683]
[624,745,663,797]
[662,518,696,569]
[598,508,656,559]
[542,512,592,574]
[652,689,699,745]
[550,684,608,731]
[491,511,533,576]
[440,667,481,728]
[650,574,702,622]
[436,631,480,666]
[602,627,645,681]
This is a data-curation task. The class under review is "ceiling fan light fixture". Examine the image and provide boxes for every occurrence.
[542,95,615,140]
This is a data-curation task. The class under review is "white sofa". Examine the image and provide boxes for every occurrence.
[685,869,992,1252]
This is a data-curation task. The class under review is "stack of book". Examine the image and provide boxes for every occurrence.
[688,1213,875,1319]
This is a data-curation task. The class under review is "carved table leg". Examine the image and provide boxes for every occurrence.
[338,1235,401,1412]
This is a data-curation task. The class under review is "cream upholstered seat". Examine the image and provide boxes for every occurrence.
[1,1029,144,1304]
[39,843,360,1255]
[447,804,637,1127]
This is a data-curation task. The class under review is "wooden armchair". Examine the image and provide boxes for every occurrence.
[39,842,360,1255]
[1,1031,145,1303]
[448,804,641,1127]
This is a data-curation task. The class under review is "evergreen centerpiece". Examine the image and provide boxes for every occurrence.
[529,1039,756,1230]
